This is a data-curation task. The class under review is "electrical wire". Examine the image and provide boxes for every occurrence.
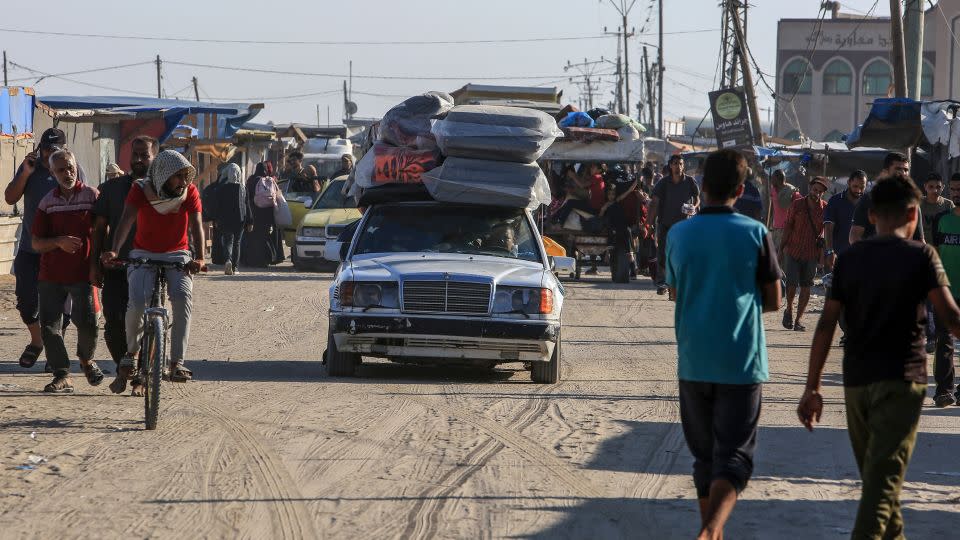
[164,60,594,81]
[6,60,153,83]
[0,27,719,46]
[8,61,156,96]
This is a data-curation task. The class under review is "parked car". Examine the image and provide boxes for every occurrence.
[291,178,362,271]
[326,201,572,383]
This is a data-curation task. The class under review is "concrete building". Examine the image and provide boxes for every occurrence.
[774,1,959,142]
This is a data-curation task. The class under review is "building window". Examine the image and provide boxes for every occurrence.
[863,60,892,96]
[783,130,801,141]
[921,60,934,97]
[823,59,852,95]
[782,59,813,95]
[823,130,845,142]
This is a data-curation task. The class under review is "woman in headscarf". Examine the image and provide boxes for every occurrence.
[265,161,287,264]
[211,163,253,275]
[241,162,278,268]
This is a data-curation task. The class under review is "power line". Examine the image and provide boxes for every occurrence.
[164,60,584,81]
[8,61,155,96]
[7,60,153,83]
[0,27,720,46]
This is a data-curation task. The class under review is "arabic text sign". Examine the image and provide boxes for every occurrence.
[709,88,753,149]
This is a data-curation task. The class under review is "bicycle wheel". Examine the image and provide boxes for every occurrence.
[143,316,165,430]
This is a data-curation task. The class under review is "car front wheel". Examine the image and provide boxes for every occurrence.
[531,327,561,383]
[326,331,359,377]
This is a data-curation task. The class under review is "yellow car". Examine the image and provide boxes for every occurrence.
[291,178,362,271]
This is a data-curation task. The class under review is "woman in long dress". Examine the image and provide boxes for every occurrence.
[241,162,278,268]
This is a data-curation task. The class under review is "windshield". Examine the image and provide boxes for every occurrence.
[353,205,542,263]
[312,180,353,210]
[305,159,343,180]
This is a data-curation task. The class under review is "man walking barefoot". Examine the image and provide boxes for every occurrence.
[667,149,781,539]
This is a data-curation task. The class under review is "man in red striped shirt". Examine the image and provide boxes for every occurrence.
[779,177,828,332]
[31,149,102,393]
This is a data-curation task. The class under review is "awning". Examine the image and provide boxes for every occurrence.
[845,98,924,150]
[37,95,263,142]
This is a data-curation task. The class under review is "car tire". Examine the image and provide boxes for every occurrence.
[531,326,561,384]
[326,331,358,377]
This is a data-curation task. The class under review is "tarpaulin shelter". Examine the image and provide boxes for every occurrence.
[38,95,264,186]
[845,98,924,150]
[1,87,34,139]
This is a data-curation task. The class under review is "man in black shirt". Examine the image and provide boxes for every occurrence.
[849,152,923,244]
[90,135,156,389]
[798,176,960,538]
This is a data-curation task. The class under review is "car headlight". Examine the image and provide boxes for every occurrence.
[492,286,553,315]
[339,281,399,308]
[300,227,324,238]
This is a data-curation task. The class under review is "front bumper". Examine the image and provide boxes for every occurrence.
[296,236,334,261]
[329,313,559,362]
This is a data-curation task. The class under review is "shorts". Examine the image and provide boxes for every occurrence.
[679,380,762,498]
[784,255,816,288]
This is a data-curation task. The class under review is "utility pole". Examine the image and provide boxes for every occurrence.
[889,0,908,97]
[730,4,764,145]
[316,104,321,127]
[565,57,605,111]
[643,46,656,131]
[2,51,7,87]
[657,0,664,138]
[192,76,199,101]
[604,1,637,116]
[604,26,624,112]
[904,0,924,99]
[155,55,162,99]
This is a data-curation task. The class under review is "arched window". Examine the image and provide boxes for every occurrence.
[823,59,852,94]
[863,60,892,96]
[823,130,846,142]
[782,59,813,95]
[783,129,801,141]
[921,60,934,97]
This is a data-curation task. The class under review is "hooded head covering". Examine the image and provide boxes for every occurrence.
[254,162,268,178]
[137,150,196,215]
[105,163,124,179]
[218,163,242,185]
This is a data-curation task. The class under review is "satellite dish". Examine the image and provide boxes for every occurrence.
[345,101,358,115]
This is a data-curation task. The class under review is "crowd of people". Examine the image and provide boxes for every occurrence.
[5,128,959,537]
[2,129,304,395]
[668,148,960,539]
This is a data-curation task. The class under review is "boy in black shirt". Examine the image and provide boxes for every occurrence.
[798,176,960,538]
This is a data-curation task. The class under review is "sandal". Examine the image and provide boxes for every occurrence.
[109,355,136,394]
[166,363,193,383]
[81,361,104,387]
[782,310,794,330]
[793,322,807,332]
[43,376,74,394]
[18,345,43,368]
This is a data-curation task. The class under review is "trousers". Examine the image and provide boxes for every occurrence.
[125,250,193,363]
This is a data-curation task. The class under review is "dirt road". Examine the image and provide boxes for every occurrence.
[0,268,957,539]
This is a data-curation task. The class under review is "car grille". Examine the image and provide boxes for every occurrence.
[404,337,543,354]
[402,281,491,315]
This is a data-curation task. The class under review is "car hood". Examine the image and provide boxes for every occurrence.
[348,253,547,287]
[301,208,362,228]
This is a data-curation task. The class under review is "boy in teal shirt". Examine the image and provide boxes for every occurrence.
[666,149,782,539]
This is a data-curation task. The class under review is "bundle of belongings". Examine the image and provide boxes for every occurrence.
[351,95,561,209]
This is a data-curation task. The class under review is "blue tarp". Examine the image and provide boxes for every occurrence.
[37,95,261,142]
[845,98,923,149]
[0,87,35,137]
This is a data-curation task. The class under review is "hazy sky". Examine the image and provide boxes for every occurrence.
[1,0,891,126]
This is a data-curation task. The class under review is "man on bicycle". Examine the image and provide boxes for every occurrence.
[101,150,205,393]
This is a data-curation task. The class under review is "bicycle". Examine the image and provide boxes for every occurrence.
[114,258,191,430]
